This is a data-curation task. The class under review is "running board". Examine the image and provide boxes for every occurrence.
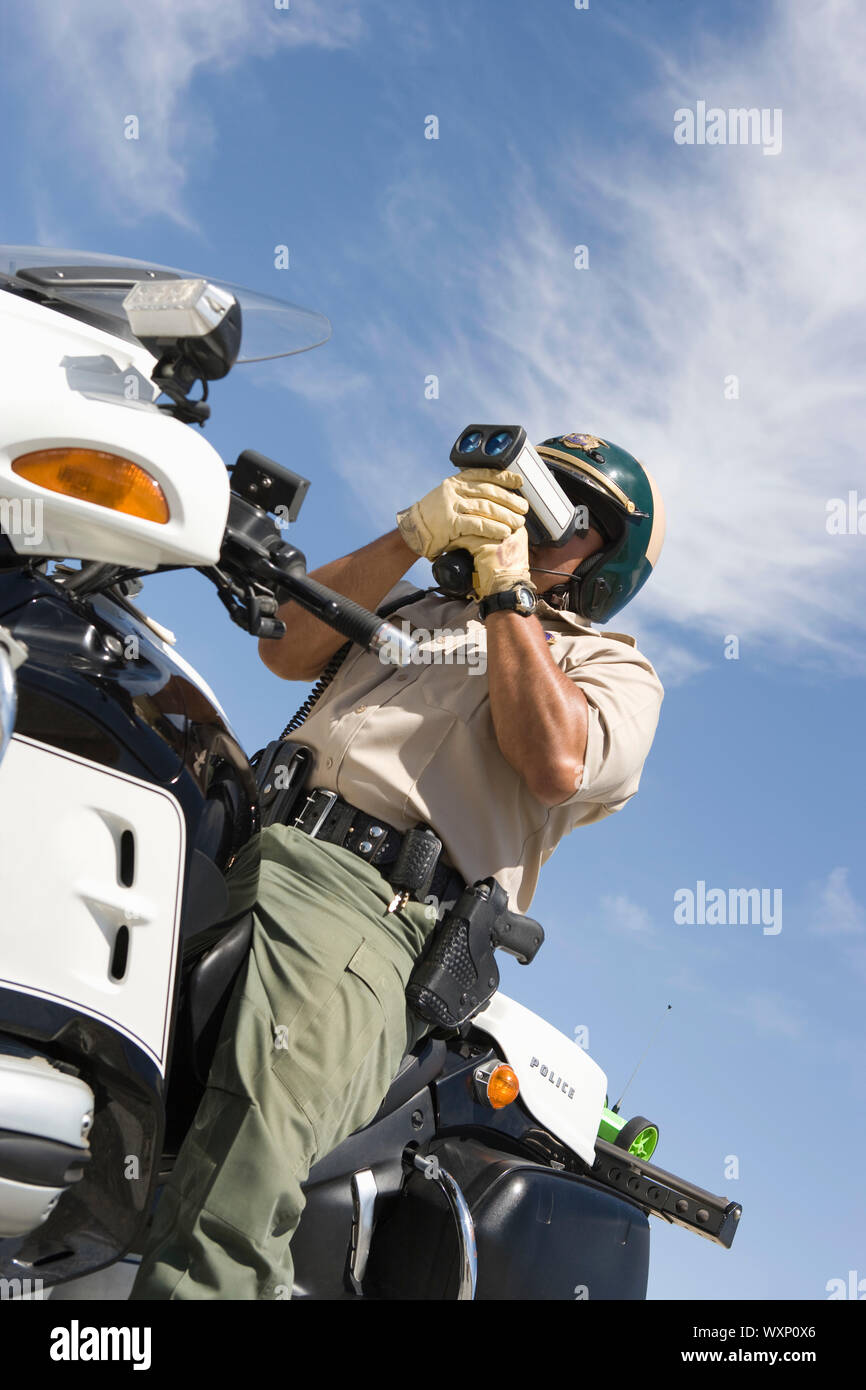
[591,1138,742,1248]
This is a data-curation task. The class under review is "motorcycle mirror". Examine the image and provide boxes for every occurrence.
[230,450,311,524]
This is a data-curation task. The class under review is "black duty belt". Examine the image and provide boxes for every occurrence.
[292,788,463,907]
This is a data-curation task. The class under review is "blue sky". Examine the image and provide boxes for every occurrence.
[2,0,864,1300]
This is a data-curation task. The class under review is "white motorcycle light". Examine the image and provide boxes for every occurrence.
[123,278,235,340]
[12,448,169,524]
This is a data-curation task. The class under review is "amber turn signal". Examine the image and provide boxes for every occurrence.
[475,1062,519,1109]
[12,448,169,524]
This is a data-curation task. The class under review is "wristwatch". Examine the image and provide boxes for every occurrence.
[478,583,538,620]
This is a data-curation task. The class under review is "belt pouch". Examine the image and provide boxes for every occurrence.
[255,739,314,828]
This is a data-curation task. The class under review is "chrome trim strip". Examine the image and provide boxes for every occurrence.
[413,1153,477,1300]
[349,1168,378,1294]
[0,643,18,767]
[536,446,635,512]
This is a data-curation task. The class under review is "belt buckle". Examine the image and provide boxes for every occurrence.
[294,789,338,838]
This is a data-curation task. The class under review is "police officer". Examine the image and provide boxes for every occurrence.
[131,431,666,1299]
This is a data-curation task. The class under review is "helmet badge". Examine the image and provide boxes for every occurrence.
[561,433,608,451]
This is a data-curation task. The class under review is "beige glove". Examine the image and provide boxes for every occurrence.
[396,468,528,560]
[468,525,535,600]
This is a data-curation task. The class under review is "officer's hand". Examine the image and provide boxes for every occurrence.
[396,468,528,560]
[468,525,535,600]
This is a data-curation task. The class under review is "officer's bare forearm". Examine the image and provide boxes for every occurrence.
[485,612,589,806]
[258,528,418,680]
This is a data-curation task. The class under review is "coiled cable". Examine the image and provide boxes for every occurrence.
[278,585,431,739]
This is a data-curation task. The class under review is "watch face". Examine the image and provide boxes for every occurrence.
[515,585,536,613]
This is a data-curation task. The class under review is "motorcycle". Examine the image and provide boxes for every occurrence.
[0,247,741,1301]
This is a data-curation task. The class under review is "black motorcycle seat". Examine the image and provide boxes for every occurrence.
[184,913,254,1084]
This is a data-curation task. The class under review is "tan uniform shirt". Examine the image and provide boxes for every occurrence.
[296,582,664,913]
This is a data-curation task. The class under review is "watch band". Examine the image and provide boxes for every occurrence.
[478,585,538,620]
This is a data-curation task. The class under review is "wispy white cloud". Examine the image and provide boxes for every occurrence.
[663,962,708,994]
[805,866,866,988]
[843,945,866,984]
[734,989,804,1039]
[12,0,865,678]
[807,866,865,936]
[599,892,655,942]
[617,631,711,689]
[8,0,363,226]
[319,0,866,673]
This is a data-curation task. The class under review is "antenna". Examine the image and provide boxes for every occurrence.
[611,1004,672,1114]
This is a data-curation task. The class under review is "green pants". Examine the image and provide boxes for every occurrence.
[130,823,435,1300]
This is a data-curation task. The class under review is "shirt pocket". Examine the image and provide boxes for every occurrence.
[417,629,489,722]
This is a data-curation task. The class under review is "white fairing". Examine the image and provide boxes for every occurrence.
[0,290,230,567]
[473,992,607,1166]
[0,735,185,1073]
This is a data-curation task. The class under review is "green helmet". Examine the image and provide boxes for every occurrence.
[535,432,666,624]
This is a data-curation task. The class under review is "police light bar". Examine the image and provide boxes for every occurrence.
[122,278,237,340]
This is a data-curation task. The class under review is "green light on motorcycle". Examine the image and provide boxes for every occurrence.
[598,1106,660,1161]
[624,1122,659,1161]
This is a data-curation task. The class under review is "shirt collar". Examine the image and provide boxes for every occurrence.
[534,594,595,631]
[534,595,638,646]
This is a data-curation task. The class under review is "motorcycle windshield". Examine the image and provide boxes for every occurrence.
[0,245,331,364]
